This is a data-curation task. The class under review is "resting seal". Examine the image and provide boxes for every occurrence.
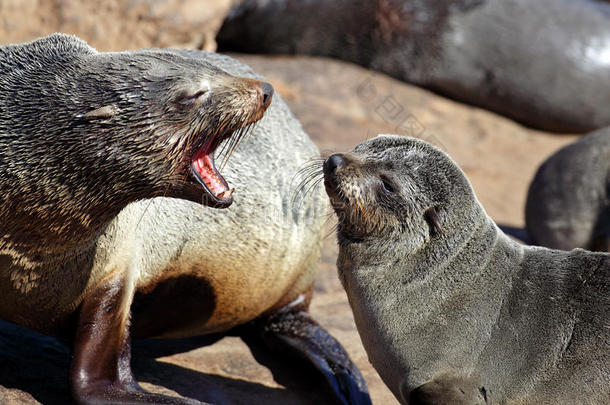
[0,34,371,405]
[322,135,610,404]
[526,128,609,252]
[218,0,610,133]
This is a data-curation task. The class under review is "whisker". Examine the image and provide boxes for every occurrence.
[293,160,325,177]
[217,114,241,157]
[323,214,339,240]
[217,128,240,171]
[291,170,324,210]
[294,177,324,211]
[290,157,325,187]
[292,168,323,194]
[219,112,256,170]
[302,176,324,198]
[324,223,339,240]
[221,126,246,168]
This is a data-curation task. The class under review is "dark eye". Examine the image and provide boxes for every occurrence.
[380,175,396,193]
[177,89,208,106]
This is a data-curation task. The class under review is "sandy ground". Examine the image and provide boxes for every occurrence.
[0,54,578,405]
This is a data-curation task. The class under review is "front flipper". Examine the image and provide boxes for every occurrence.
[70,274,204,405]
[243,301,372,405]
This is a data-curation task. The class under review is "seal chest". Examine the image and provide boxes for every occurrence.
[324,134,610,404]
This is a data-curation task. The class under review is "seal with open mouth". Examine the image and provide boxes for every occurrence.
[0,34,273,405]
[323,135,610,404]
[1,35,371,405]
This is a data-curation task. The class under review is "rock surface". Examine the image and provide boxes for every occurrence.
[0,0,231,51]
[0,54,577,405]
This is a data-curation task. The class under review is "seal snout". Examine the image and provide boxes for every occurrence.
[323,153,347,189]
[323,153,350,201]
[324,153,347,174]
[260,81,274,107]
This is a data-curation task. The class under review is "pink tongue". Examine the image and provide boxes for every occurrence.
[194,154,231,198]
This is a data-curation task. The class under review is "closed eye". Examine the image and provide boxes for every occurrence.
[178,89,208,105]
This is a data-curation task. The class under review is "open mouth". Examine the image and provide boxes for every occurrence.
[191,140,235,205]
[187,80,274,206]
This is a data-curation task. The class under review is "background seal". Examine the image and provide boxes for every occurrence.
[526,128,609,252]
[218,0,610,133]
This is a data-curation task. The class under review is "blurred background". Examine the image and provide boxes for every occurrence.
[0,1,602,404]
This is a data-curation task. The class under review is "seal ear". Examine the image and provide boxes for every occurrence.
[424,206,443,236]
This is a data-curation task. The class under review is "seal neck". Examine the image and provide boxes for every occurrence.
[0,190,141,255]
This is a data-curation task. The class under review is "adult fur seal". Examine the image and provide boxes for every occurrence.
[323,135,610,404]
[0,33,273,405]
[104,49,371,405]
[0,33,273,253]
[0,35,370,405]
[526,128,609,252]
[218,0,610,133]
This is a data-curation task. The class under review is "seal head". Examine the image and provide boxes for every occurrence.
[324,135,472,253]
[0,34,273,250]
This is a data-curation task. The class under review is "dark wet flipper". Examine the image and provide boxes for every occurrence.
[70,274,207,405]
[246,309,372,405]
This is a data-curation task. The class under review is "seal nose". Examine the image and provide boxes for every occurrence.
[261,82,274,106]
[324,154,347,174]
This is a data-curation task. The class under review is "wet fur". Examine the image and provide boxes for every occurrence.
[0,35,271,335]
[0,32,325,336]
[0,34,263,255]
[0,35,370,405]
[328,135,610,404]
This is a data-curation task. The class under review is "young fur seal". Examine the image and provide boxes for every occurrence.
[0,35,370,405]
[218,0,610,133]
[323,135,610,404]
[526,128,609,252]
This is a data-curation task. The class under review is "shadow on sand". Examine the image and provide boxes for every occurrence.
[0,321,338,404]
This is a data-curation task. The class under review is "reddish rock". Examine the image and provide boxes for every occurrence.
[0,0,231,50]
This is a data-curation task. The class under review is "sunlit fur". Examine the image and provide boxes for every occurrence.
[219,0,610,133]
[0,48,352,405]
[328,135,610,404]
[0,34,266,253]
[0,45,327,345]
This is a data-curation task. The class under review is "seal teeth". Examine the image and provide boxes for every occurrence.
[218,188,234,199]
[193,150,231,199]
